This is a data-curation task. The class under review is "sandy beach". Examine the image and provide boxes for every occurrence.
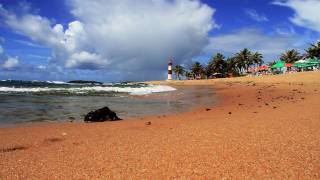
[0,71,320,179]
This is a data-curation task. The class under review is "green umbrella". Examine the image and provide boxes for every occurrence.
[294,58,320,67]
[306,58,320,65]
[294,62,309,68]
[271,60,285,69]
[295,59,308,63]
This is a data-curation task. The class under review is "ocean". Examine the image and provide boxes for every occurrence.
[0,80,216,126]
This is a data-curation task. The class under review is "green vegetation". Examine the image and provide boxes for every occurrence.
[171,40,319,80]
[207,53,227,77]
[280,49,301,63]
[172,65,185,80]
[191,62,203,79]
[306,41,320,59]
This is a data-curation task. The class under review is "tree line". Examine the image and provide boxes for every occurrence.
[172,41,320,80]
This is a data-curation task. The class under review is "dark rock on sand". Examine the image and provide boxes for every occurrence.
[0,145,28,153]
[84,107,122,122]
[145,121,152,125]
[69,117,75,122]
[206,108,211,111]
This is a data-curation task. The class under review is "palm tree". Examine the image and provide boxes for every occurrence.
[184,70,192,80]
[210,53,226,75]
[172,65,185,80]
[203,64,212,79]
[252,52,264,67]
[306,41,320,58]
[280,49,301,63]
[234,48,253,72]
[191,61,203,79]
[226,57,239,76]
[206,54,218,78]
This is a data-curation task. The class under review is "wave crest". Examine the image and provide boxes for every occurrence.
[0,85,176,95]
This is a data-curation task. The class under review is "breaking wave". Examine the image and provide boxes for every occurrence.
[0,80,176,95]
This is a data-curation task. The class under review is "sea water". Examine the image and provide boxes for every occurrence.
[0,80,216,126]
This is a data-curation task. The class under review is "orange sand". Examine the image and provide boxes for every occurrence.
[0,71,320,179]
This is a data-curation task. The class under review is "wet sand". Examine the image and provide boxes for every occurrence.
[0,71,320,179]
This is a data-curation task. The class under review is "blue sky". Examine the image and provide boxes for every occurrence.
[0,0,319,82]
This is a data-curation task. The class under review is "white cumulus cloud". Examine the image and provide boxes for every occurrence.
[273,0,320,32]
[2,57,20,70]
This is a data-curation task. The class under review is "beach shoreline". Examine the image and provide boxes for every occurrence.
[0,71,319,179]
[0,84,217,128]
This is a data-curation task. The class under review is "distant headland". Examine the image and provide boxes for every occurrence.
[67,80,103,85]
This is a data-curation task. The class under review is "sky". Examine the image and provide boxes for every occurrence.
[0,0,319,82]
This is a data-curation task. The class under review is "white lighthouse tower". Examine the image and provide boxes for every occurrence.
[167,59,173,80]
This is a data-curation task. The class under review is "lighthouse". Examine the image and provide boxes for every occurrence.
[167,59,173,80]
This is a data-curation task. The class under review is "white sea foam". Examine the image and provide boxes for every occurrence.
[46,81,68,84]
[0,85,176,95]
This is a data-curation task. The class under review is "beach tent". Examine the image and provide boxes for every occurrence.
[293,59,307,67]
[294,62,309,68]
[271,60,285,69]
[306,57,320,65]
[295,59,308,63]
[293,58,319,68]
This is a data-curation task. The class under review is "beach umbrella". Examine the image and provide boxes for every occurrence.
[306,57,320,65]
[295,59,308,64]
[248,67,257,72]
[271,60,285,69]
[294,59,310,68]
[258,65,269,71]
[294,58,319,67]
[285,63,293,67]
[294,63,309,68]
